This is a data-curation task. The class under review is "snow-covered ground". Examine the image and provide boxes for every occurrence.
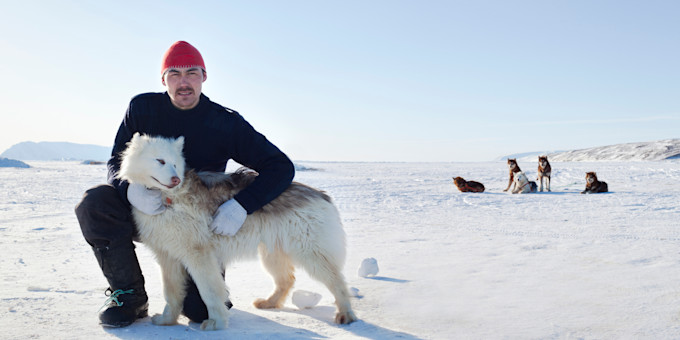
[2,159,680,339]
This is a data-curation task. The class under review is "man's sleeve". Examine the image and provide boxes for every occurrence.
[227,116,295,214]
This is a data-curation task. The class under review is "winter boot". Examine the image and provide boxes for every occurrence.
[93,245,149,328]
[99,287,149,327]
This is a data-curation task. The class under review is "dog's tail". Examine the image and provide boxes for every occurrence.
[197,171,232,188]
[197,167,258,189]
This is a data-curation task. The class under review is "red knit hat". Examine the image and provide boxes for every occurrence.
[161,41,205,75]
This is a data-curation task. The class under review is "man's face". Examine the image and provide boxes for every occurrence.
[162,67,207,110]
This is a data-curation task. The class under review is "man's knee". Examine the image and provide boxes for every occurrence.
[76,185,124,224]
[76,184,121,211]
[75,184,135,248]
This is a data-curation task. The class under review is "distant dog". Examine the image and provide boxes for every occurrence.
[511,171,537,194]
[452,177,485,193]
[503,158,522,192]
[537,156,552,192]
[581,172,608,194]
[117,133,357,331]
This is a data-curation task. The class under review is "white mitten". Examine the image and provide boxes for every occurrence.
[127,183,166,215]
[209,199,247,236]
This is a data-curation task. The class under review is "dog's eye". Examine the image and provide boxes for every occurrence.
[157,159,166,165]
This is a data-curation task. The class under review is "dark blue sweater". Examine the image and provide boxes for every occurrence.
[107,92,295,214]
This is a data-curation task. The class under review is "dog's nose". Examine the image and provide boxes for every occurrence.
[171,176,181,186]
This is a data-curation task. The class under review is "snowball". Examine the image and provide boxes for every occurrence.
[291,290,322,309]
[358,257,379,277]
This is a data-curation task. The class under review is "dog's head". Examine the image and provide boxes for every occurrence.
[507,158,518,169]
[538,156,549,167]
[586,172,598,184]
[514,171,528,184]
[452,177,465,187]
[117,133,186,191]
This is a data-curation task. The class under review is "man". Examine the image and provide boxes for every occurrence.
[75,41,295,327]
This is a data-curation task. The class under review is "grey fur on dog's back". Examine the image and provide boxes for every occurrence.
[198,167,333,216]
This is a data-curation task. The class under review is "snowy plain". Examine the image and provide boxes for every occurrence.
[2,159,680,339]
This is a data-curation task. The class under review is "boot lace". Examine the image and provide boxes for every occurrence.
[99,288,135,312]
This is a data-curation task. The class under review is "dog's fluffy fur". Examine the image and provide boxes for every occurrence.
[503,158,522,192]
[537,156,552,192]
[452,177,485,193]
[581,172,608,194]
[511,171,537,194]
[117,133,357,331]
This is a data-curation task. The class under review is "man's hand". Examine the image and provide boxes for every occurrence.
[127,183,166,215]
[210,199,247,236]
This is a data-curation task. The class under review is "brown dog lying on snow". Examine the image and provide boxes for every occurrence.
[453,177,485,193]
[581,172,608,194]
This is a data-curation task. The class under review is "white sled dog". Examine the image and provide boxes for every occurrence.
[117,133,357,331]
[511,171,538,194]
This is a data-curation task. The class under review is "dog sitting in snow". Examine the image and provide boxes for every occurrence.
[503,158,522,192]
[581,172,608,194]
[117,133,357,331]
[537,156,552,192]
[452,177,485,193]
[511,171,537,194]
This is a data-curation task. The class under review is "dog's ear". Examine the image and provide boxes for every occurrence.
[130,132,142,144]
[174,136,185,153]
[125,132,144,152]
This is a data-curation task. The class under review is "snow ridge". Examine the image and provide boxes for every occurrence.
[549,139,680,162]
[499,139,680,162]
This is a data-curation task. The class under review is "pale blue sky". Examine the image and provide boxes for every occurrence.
[1,0,678,161]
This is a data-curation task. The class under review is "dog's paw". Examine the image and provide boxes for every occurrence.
[200,318,227,331]
[334,310,358,324]
[253,298,281,309]
[151,313,176,326]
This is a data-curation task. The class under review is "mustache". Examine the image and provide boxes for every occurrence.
[176,86,194,93]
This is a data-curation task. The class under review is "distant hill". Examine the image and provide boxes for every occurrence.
[500,139,680,162]
[549,139,680,162]
[0,141,110,161]
[0,158,31,168]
